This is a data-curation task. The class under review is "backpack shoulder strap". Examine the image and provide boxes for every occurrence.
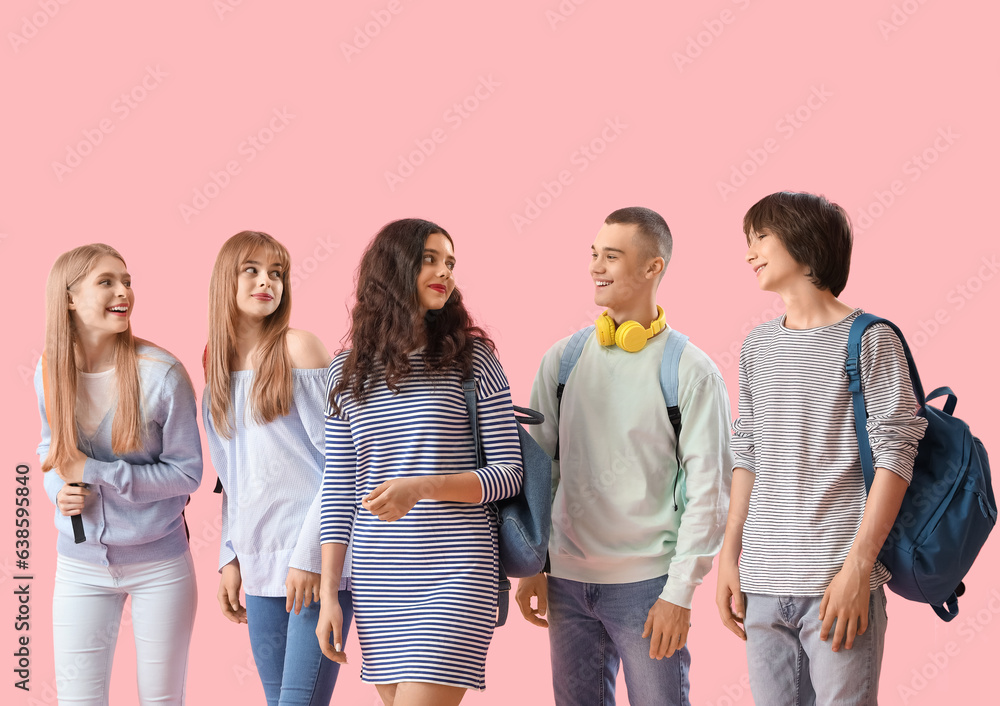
[846,313,924,493]
[659,329,689,439]
[553,326,594,461]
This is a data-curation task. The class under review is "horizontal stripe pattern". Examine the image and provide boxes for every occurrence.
[320,342,522,689]
[732,311,926,596]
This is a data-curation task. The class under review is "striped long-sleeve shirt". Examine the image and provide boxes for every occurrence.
[732,309,927,595]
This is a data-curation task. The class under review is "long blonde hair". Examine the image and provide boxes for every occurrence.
[42,244,144,472]
[207,231,293,438]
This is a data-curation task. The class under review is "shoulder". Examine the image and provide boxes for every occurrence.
[676,335,723,381]
[470,338,511,395]
[135,341,193,392]
[286,329,332,369]
[328,350,351,385]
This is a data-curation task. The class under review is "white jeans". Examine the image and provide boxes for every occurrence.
[52,551,197,705]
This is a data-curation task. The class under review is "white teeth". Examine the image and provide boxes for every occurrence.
[596,281,611,286]
[108,306,127,312]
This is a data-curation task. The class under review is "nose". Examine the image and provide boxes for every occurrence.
[745,246,756,263]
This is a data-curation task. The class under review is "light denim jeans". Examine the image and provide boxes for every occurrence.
[52,550,197,705]
[547,574,691,706]
[245,591,354,706]
[744,586,888,706]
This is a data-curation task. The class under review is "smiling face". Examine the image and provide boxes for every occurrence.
[745,227,810,293]
[67,254,134,337]
[590,222,659,311]
[235,247,284,322]
[416,232,456,315]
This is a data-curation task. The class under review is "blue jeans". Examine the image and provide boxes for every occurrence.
[547,574,691,706]
[245,591,354,706]
[744,587,888,706]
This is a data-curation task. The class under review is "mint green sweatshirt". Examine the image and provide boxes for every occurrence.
[529,326,733,608]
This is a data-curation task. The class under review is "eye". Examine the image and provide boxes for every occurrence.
[424,255,434,264]
[99,279,111,285]
[446,261,455,271]
[123,280,132,288]
[244,266,258,275]
[269,269,281,279]
[607,254,616,260]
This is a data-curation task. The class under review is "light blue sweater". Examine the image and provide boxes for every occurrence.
[35,343,203,566]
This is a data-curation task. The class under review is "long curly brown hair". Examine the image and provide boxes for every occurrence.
[331,218,494,411]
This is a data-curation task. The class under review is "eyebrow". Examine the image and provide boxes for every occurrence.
[591,246,626,254]
[95,271,130,279]
[424,249,456,260]
[243,260,283,268]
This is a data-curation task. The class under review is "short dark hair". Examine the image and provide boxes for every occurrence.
[605,206,673,269]
[743,191,853,297]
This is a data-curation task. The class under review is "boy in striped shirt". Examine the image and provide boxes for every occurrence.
[716,191,926,705]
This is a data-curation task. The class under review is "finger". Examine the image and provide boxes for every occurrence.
[649,629,664,660]
[537,590,548,618]
[734,590,746,620]
[227,584,242,615]
[366,482,388,503]
[302,586,314,611]
[294,586,305,615]
[819,590,829,621]
[859,605,870,636]
[286,584,295,613]
[831,616,846,652]
[662,633,677,660]
[844,615,858,650]
[641,612,653,640]
[820,610,834,641]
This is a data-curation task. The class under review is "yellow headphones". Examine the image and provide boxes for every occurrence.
[595,305,666,353]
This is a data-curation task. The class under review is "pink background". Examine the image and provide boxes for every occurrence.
[4,1,998,704]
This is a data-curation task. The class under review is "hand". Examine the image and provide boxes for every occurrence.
[54,448,86,484]
[819,559,871,652]
[362,478,422,522]
[218,562,247,624]
[56,483,91,517]
[515,573,549,628]
[286,568,321,615]
[642,599,691,660]
[316,594,348,663]
[715,558,747,640]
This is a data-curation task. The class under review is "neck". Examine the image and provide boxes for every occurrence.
[75,330,118,372]
[606,295,660,330]
[779,285,854,329]
[233,316,266,368]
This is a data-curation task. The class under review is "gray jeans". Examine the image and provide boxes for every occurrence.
[744,586,888,706]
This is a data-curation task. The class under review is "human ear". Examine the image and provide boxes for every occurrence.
[66,292,76,310]
[646,257,665,280]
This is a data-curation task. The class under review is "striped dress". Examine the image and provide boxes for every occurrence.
[320,341,523,689]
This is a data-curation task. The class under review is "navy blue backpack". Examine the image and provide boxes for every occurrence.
[847,314,996,621]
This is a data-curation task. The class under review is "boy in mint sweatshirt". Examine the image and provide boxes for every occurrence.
[517,207,733,706]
